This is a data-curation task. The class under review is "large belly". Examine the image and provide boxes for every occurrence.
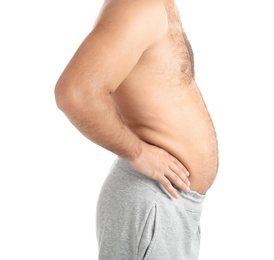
[113,84,218,194]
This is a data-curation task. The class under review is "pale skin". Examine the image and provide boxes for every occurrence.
[55,0,218,198]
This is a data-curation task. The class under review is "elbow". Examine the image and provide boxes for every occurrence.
[54,81,70,113]
[54,70,84,111]
[54,77,82,114]
[54,70,112,116]
[54,77,104,116]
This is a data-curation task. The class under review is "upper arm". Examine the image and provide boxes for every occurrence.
[56,0,167,97]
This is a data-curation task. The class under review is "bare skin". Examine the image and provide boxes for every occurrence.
[55,0,218,197]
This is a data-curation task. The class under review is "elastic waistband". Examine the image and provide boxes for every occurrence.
[113,157,205,212]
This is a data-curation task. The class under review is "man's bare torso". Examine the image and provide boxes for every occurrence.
[55,0,218,196]
[112,1,218,194]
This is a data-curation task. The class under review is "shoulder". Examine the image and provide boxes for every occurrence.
[94,0,168,39]
[100,0,167,17]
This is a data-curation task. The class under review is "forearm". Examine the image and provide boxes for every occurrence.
[56,89,144,161]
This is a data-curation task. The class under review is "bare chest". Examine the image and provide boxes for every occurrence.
[134,11,195,86]
[163,3,195,81]
[119,4,196,92]
[167,24,194,81]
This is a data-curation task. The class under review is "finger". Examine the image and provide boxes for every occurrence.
[169,156,190,177]
[168,162,190,185]
[159,176,180,199]
[165,169,190,193]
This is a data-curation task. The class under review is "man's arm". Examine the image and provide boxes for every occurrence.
[55,0,190,198]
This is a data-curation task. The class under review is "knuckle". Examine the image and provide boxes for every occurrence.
[174,171,185,182]
[153,171,162,181]
[162,179,172,190]
[180,173,188,181]
[161,178,170,187]
[173,174,181,183]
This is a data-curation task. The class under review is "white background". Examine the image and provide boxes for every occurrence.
[0,0,273,259]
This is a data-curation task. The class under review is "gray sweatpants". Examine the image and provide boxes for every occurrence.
[96,157,205,260]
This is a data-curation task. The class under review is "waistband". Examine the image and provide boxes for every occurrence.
[113,156,205,212]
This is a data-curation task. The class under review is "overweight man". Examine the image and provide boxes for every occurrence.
[55,0,218,259]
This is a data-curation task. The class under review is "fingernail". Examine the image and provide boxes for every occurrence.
[175,193,179,199]
[186,171,190,176]
[186,187,190,192]
[188,181,191,187]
